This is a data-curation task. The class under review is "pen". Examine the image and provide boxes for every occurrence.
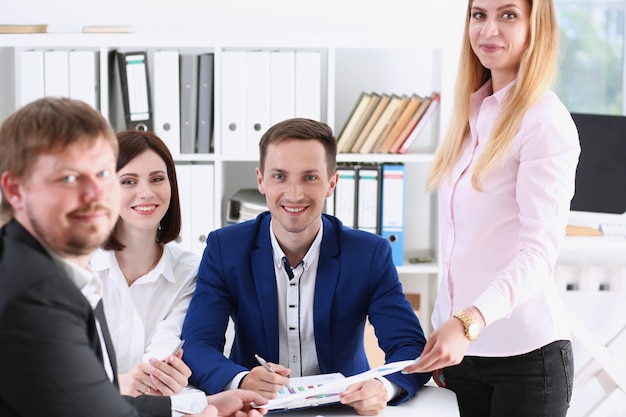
[171,339,185,356]
[171,406,195,415]
[255,353,292,390]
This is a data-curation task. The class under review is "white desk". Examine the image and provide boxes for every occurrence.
[273,386,459,417]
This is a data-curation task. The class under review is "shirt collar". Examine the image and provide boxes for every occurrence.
[90,246,176,284]
[270,218,323,273]
[46,248,102,309]
[471,78,516,107]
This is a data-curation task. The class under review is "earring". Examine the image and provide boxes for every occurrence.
[157,222,162,231]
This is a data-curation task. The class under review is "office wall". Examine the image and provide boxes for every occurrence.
[3,0,465,41]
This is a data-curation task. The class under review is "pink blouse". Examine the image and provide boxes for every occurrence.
[432,80,581,356]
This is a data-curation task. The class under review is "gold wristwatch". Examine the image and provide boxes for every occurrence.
[453,310,481,341]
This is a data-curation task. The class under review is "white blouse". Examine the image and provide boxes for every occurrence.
[90,243,199,373]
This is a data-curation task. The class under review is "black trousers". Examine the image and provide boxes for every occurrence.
[444,340,574,417]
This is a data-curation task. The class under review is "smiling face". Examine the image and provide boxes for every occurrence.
[256,138,337,245]
[116,149,171,235]
[469,0,531,90]
[4,137,120,262]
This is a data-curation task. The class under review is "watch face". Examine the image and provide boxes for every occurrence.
[468,323,480,338]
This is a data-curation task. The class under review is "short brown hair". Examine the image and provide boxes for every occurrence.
[0,97,117,222]
[103,130,182,251]
[258,118,337,177]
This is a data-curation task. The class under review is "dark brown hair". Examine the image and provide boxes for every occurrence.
[258,118,337,177]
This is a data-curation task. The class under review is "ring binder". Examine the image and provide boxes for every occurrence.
[115,51,153,131]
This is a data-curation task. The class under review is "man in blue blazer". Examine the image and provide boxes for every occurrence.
[182,118,430,415]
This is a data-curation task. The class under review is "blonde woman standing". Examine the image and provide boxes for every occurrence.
[404,1,580,416]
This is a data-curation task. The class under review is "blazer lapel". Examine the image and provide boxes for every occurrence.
[251,215,280,359]
[94,300,119,382]
[312,215,341,371]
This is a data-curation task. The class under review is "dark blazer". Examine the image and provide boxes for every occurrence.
[182,212,430,403]
[0,219,172,417]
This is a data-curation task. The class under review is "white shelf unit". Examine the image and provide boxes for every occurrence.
[558,236,626,417]
[0,32,456,328]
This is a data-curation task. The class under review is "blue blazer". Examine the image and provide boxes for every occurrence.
[182,212,430,403]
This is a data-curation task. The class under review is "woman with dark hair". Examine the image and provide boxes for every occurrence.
[91,130,200,398]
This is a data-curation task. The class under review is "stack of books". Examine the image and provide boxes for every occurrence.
[336,91,440,154]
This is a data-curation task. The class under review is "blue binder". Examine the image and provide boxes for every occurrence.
[380,163,406,266]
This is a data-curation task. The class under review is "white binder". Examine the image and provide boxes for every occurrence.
[245,50,270,157]
[68,50,98,109]
[189,163,214,256]
[174,163,192,252]
[44,50,69,98]
[153,50,181,155]
[220,51,246,155]
[270,50,296,125]
[295,50,321,120]
[18,50,45,106]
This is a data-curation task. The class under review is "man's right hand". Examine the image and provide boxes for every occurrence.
[239,364,291,399]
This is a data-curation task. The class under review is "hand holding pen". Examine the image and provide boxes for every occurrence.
[238,354,292,398]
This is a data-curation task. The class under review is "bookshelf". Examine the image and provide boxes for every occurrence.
[0,32,458,328]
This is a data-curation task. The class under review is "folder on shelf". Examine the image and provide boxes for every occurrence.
[196,53,215,154]
[115,51,153,131]
[153,50,181,155]
[179,53,199,154]
[226,188,268,224]
[44,49,70,98]
[174,163,192,253]
[356,164,382,234]
[349,94,390,153]
[18,49,45,106]
[336,92,374,154]
[333,164,357,228]
[376,94,422,154]
[245,50,270,157]
[380,163,406,266]
[396,92,440,154]
[269,50,296,125]
[190,163,214,256]
[68,50,98,109]
[295,50,321,120]
[221,51,246,155]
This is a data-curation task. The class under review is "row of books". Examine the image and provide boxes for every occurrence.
[336,91,440,154]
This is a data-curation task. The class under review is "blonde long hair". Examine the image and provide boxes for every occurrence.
[426,0,559,191]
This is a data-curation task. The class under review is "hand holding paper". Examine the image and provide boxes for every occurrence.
[258,360,415,411]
